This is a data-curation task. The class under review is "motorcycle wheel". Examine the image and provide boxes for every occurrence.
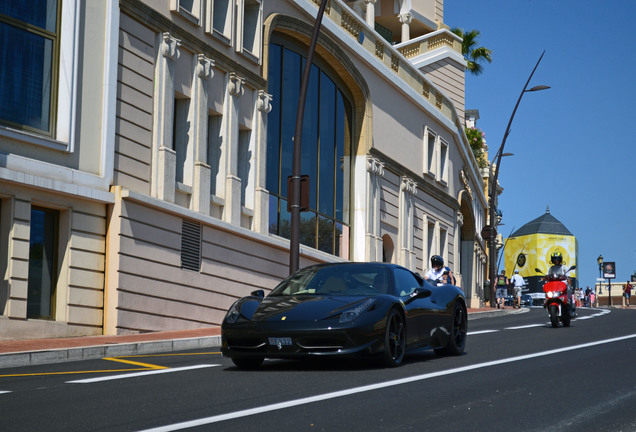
[549,305,559,328]
[562,313,571,327]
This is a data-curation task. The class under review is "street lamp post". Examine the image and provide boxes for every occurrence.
[597,254,603,305]
[289,0,329,274]
[487,51,550,306]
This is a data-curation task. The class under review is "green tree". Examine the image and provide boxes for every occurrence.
[451,28,492,76]
[465,126,488,168]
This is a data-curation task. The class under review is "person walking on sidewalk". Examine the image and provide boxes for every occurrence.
[511,270,525,308]
[495,270,509,309]
[623,281,632,307]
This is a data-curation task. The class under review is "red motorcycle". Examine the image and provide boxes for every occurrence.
[535,265,576,328]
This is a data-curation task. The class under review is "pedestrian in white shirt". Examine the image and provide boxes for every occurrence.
[511,270,525,308]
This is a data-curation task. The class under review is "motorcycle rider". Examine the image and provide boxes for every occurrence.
[425,255,456,286]
[547,251,576,318]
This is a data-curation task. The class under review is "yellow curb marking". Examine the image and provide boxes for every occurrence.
[102,357,167,370]
[0,352,221,378]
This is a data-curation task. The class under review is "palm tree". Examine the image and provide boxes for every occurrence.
[451,28,492,76]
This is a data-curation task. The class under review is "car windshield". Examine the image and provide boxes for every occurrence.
[269,265,393,297]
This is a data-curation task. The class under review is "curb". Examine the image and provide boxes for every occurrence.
[1,307,536,369]
[0,335,222,369]
[468,306,529,320]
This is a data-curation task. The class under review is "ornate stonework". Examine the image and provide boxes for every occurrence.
[366,155,385,177]
[161,33,181,60]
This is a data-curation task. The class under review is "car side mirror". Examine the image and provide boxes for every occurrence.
[405,287,432,303]
[251,289,265,298]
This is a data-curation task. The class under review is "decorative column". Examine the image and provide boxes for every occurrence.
[3,198,29,319]
[364,0,376,27]
[153,33,181,203]
[222,72,245,225]
[398,13,412,43]
[399,176,417,270]
[365,155,384,262]
[191,54,214,215]
[253,90,272,234]
[455,210,464,288]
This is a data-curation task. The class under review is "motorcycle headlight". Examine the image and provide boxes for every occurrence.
[546,291,554,298]
[225,302,241,324]
[339,299,375,323]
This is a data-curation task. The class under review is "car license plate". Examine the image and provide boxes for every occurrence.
[268,337,292,347]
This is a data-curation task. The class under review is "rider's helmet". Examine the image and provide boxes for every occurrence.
[550,251,563,265]
[430,255,444,268]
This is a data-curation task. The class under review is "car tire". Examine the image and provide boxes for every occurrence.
[231,357,264,369]
[382,309,405,367]
[435,302,467,356]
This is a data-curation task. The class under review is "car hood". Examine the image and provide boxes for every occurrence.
[244,295,377,322]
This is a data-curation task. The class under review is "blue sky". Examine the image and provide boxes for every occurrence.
[445,0,636,288]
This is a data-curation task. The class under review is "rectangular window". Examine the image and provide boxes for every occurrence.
[208,114,222,196]
[238,129,252,207]
[206,0,232,42]
[174,98,191,186]
[241,0,262,57]
[440,227,448,263]
[171,0,201,25]
[425,128,437,176]
[439,139,448,184]
[0,0,60,136]
[427,221,435,259]
[27,207,58,319]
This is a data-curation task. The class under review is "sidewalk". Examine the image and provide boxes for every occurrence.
[0,307,518,369]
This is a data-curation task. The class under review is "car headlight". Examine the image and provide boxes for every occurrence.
[339,299,375,323]
[225,302,241,324]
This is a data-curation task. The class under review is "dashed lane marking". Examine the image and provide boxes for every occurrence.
[505,324,545,330]
[66,364,219,384]
[467,330,498,335]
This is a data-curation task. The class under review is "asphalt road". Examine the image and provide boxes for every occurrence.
[1,307,635,432]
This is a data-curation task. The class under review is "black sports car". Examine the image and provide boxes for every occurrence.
[221,262,467,368]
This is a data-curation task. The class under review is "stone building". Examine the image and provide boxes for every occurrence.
[0,0,486,339]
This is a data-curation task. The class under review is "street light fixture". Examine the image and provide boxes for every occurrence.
[289,0,329,274]
[597,254,603,297]
[487,51,550,307]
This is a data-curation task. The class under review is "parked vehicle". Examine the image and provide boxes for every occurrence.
[520,294,533,307]
[536,265,576,328]
[221,262,467,369]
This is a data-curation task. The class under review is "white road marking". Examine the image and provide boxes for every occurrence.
[66,364,219,384]
[467,330,498,335]
[576,309,611,320]
[140,334,636,432]
[505,324,545,330]
[0,390,12,395]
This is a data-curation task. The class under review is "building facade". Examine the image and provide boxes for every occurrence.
[0,0,487,339]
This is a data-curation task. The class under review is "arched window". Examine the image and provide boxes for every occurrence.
[266,41,352,258]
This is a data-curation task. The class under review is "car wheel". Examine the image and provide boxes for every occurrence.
[382,309,405,367]
[231,357,264,369]
[435,302,467,356]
